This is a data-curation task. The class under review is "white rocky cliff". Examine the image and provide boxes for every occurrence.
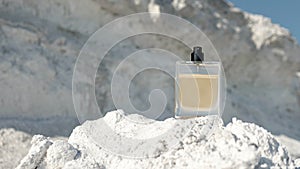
[0,0,299,137]
[16,110,299,169]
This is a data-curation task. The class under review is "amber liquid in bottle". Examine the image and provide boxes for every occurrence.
[178,74,218,111]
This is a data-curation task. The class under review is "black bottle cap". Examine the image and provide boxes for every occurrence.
[191,46,204,62]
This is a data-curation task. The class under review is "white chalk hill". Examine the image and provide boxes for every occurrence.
[17,110,299,169]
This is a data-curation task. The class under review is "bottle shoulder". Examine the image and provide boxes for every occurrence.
[176,61,220,66]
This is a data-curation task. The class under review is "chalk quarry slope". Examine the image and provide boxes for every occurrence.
[0,0,299,138]
[16,110,300,169]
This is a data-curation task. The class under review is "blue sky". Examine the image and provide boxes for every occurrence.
[228,0,300,43]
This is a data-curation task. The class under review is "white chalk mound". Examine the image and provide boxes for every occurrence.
[17,110,298,169]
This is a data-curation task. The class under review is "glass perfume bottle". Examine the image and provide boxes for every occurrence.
[175,47,221,118]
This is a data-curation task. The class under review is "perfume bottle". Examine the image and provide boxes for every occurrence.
[175,47,221,118]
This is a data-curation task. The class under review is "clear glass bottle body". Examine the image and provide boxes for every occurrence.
[175,61,221,118]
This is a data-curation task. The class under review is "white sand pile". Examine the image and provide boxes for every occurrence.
[16,110,299,169]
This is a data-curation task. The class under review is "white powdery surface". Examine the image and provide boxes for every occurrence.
[0,128,32,169]
[17,110,299,169]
